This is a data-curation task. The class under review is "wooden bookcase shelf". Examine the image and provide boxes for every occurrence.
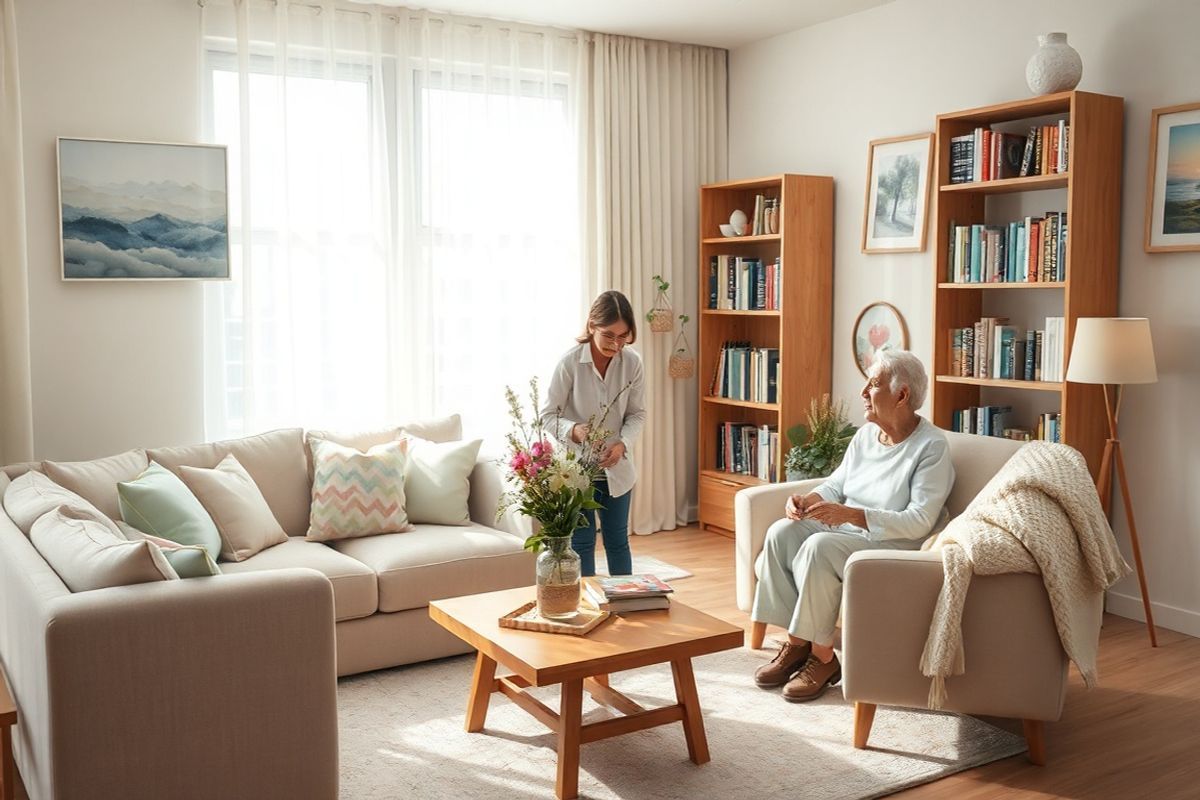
[697,174,833,536]
[931,90,1122,477]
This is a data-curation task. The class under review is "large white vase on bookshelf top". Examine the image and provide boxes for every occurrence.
[1025,33,1082,95]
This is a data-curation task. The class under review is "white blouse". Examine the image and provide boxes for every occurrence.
[539,342,646,498]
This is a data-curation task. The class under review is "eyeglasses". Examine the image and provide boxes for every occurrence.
[595,328,632,345]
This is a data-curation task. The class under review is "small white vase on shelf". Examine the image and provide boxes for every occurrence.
[1025,33,1082,95]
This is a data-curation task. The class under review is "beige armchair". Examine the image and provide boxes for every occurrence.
[735,430,1084,764]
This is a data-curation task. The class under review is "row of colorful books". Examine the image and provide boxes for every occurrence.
[714,421,779,481]
[946,212,1067,283]
[583,574,673,613]
[947,316,1065,382]
[708,342,780,403]
[948,121,1069,184]
[707,255,782,311]
[951,407,1060,442]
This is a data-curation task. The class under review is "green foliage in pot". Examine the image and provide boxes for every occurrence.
[784,394,857,479]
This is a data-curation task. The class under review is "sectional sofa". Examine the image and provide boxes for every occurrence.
[0,414,533,799]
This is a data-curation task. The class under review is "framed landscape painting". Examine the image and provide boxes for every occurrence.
[861,133,933,253]
[57,138,230,280]
[1145,102,1200,253]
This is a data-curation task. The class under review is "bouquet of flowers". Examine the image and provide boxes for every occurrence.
[497,378,630,554]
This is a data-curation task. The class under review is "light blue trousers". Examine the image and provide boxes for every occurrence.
[750,518,923,645]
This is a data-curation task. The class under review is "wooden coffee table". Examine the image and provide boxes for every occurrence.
[430,586,743,800]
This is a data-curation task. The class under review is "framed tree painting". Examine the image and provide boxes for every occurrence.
[861,133,933,253]
[1145,102,1200,253]
[853,301,909,377]
[57,137,230,280]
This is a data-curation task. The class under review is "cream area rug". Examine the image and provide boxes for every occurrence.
[594,553,693,581]
[338,648,1025,799]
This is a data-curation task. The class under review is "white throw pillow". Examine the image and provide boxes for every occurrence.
[404,438,482,526]
[3,470,123,538]
[178,453,289,562]
[306,437,414,542]
[31,506,178,592]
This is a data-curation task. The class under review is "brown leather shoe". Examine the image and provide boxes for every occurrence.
[782,654,842,702]
[754,640,812,688]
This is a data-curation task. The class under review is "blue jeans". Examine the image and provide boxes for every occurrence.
[572,480,633,577]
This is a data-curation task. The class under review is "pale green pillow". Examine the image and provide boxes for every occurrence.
[117,462,223,561]
[116,521,222,579]
[404,438,483,525]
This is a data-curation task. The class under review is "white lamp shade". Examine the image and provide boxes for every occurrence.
[1066,317,1158,385]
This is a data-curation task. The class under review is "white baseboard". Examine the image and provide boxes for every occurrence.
[1105,590,1200,639]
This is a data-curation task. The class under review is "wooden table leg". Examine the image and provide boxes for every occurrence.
[556,678,584,800]
[465,651,498,733]
[1,723,12,800]
[671,658,710,765]
[592,673,609,687]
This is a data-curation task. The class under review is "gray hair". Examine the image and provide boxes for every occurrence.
[869,349,928,411]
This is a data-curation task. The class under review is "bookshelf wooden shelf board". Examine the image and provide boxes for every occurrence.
[701,234,782,244]
[699,469,765,487]
[940,173,1069,195]
[698,173,833,536]
[701,309,782,317]
[931,90,1122,476]
[937,282,1065,290]
[935,376,1065,392]
[702,396,780,411]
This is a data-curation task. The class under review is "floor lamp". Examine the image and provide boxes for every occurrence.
[1066,317,1158,647]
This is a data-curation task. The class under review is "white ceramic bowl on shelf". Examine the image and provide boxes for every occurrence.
[719,223,737,237]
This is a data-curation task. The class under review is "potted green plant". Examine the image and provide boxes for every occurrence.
[646,274,674,332]
[785,394,857,481]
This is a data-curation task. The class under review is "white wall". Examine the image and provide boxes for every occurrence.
[16,0,204,461]
[729,0,1200,636]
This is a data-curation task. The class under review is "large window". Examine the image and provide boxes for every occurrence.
[202,7,581,442]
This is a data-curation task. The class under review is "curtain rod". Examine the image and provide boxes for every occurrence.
[195,0,587,42]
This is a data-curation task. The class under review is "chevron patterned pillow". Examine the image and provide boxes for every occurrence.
[306,437,414,542]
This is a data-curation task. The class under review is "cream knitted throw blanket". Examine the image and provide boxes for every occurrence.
[920,442,1130,710]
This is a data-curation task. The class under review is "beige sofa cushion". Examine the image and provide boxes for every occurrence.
[42,449,149,521]
[31,506,177,592]
[329,523,532,613]
[943,432,1024,517]
[218,537,378,621]
[179,454,289,562]
[3,470,123,538]
[305,413,463,477]
[148,428,310,537]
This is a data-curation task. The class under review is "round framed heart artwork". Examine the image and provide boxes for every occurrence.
[852,301,909,378]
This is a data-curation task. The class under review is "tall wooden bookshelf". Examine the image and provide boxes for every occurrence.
[697,174,833,535]
[931,90,1122,478]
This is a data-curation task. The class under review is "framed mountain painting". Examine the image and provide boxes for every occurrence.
[57,137,230,280]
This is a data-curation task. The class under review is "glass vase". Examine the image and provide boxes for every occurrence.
[536,537,582,620]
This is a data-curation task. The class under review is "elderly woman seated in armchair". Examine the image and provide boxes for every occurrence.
[751,349,955,701]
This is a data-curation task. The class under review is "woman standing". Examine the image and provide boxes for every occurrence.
[541,290,646,576]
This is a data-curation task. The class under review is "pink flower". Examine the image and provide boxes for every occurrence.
[868,324,890,349]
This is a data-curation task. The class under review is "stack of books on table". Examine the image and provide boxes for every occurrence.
[584,574,674,613]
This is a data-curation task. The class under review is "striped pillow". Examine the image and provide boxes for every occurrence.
[306,437,414,542]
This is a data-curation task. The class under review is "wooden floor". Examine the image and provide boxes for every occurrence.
[633,524,1200,800]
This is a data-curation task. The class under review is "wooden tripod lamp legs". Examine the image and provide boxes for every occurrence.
[1113,440,1158,647]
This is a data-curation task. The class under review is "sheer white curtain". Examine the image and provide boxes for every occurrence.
[200,1,583,442]
[581,34,727,533]
[0,0,34,464]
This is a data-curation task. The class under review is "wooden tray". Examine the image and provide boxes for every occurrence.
[498,601,610,636]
